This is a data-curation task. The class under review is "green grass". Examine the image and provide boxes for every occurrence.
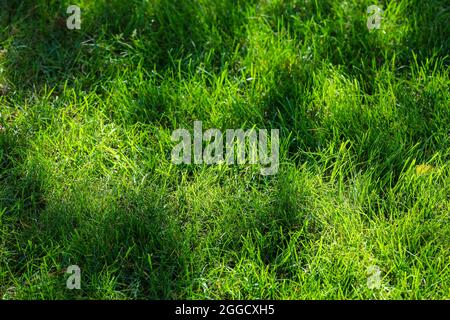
[0,0,449,299]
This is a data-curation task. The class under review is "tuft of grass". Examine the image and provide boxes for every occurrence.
[0,0,449,299]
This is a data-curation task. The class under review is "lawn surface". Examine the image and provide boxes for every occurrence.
[0,0,449,299]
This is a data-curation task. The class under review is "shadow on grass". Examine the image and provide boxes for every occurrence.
[0,145,193,298]
[1,0,448,90]
[0,0,254,93]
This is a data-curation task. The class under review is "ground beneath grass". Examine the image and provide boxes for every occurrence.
[0,0,449,299]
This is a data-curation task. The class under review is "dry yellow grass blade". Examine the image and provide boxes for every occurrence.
[416,164,434,175]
